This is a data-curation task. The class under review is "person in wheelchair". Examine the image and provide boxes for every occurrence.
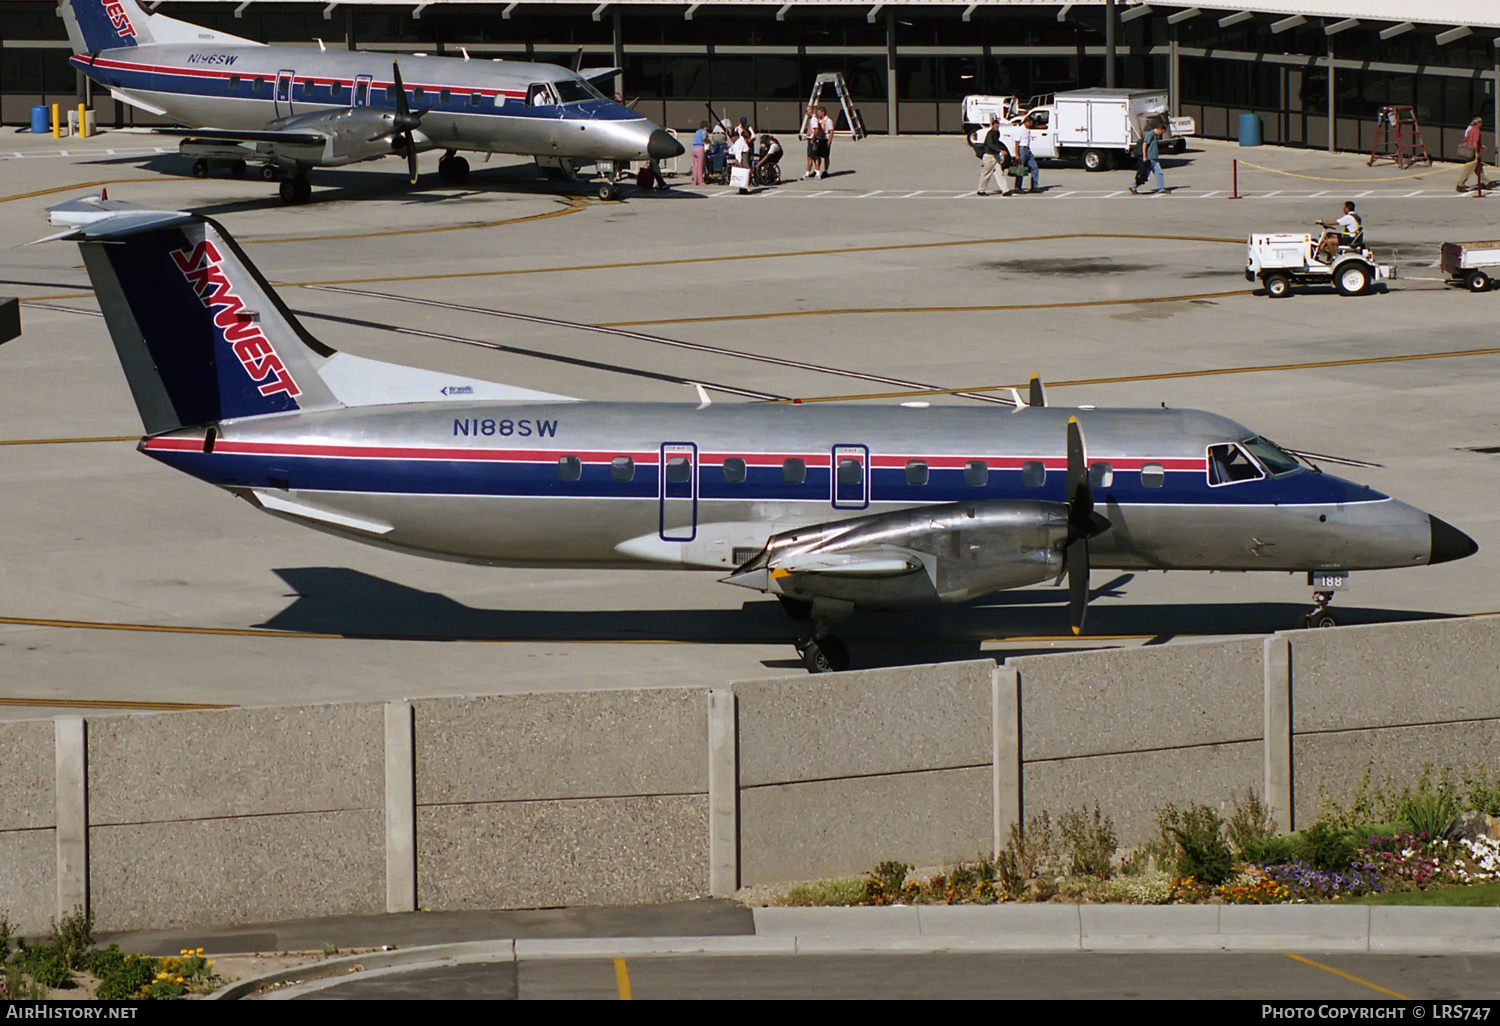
[753,134,784,185]
[1315,201,1362,262]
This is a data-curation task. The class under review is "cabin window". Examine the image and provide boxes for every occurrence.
[470,92,483,106]
[782,458,806,485]
[557,455,582,481]
[905,461,929,486]
[386,85,398,101]
[837,458,862,486]
[227,75,240,91]
[253,77,265,92]
[1141,463,1165,488]
[329,81,344,99]
[666,457,692,484]
[1207,443,1265,486]
[438,88,450,104]
[1088,462,1113,488]
[1021,460,1046,487]
[610,456,635,482]
[963,460,988,487]
[299,78,312,92]
[721,458,746,484]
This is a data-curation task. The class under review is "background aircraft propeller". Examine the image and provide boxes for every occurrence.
[366,61,431,184]
[1064,416,1113,635]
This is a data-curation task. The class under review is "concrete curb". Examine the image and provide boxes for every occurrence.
[212,906,1500,998]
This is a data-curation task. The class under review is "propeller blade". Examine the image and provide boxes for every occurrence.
[1028,374,1046,408]
[1066,415,1093,531]
[1067,538,1090,635]
[572,45,584,73]
[405,130,418,184]
[392,61,409,119]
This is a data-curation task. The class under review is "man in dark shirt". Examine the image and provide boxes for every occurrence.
[976,115,1010,196]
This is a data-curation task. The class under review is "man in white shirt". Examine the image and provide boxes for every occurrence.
[1316,201,1362,259]
[800,105,819,179]
[816,106,836,178]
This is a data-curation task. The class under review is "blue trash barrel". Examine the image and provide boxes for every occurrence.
[1238,112,1263,147]
[31,105,49,134]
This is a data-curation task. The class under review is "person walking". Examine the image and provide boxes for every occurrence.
[691,120,708,185]
[800,105,819,179]
[1129,132,1151,192]
[1457,117,1487,192]
[975,114,1009,196]
[1131,125,1167,194]
[1017,115,1040,193]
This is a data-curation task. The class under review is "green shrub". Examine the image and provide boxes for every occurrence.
[1394,765,1463,838]
[1227,789,1275,855]
[18,945,71,991]
[52,907,94,971]
[1464,767,1500,818]
[95,955,158,1001]
[1166,804,1234,885]
[1241,833,1300,865]
[0,915,11,962]
[861,860,911,904]
[995,811,1058,898]
[1299,821,1358,871]
[86,944,126,980]
[1059,804,1118,880]
[784,878,864,906]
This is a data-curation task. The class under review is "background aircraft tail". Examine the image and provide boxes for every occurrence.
[59,0,258,53]
[68,211,342,433]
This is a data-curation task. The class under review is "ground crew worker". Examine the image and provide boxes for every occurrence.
[976,115,1009,196]
[1316,201,1362,259]
[1457,117,1487,192]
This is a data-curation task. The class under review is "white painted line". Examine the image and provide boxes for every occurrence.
[1200,190,1222,198]
[1263,190,1281,197]
[1052,191,1075,198]
[899,191,923,198]
[1310,190,1327,198]
[856,190,881,198]
[1104,190,1125,198]
[1356,190,1373,197]
[804,190,830,197]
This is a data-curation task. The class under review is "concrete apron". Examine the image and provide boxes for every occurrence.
[215,905,1500,999]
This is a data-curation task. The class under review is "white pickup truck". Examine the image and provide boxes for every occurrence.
[964,89,1195,172]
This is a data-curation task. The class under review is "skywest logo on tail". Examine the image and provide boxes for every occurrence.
[103,1,138,40]
[170,240,301,399]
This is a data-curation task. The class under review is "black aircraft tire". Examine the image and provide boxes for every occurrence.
[1303,610,1337,629]
[802,636,850,674]
[191,159,209,179]
[261,165,278,182]
[598,181,619,202]
[294,178,312,204]
[438,155,470,184]
[279,180,296,203]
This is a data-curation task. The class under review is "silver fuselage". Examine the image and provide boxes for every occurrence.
[140,402,1439,578]
[75,44,667,162]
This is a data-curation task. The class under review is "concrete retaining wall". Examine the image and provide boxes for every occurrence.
[5,616,1499,932]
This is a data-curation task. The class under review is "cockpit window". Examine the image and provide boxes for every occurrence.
[553,78,608,104]
[1241,436,1300,476]
[1207,443,1265,486]
[526,83,558,107]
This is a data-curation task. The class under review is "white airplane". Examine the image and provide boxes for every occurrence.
[28,197,1479,672]
[59,0,683,202]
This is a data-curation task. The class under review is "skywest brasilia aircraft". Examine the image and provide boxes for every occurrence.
[34,199,1478,673]
[59,0,684,203]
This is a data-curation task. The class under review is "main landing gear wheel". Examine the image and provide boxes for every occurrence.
[797,634,849,674]
[1263,272,1291,298]
[190,159,209,179]
[278,178,312,205]
[437,153,470,184]
[598,181,620,202]
[1301,590,1337,629]
[1466,269,1491,292]
[1334,262,1372,296]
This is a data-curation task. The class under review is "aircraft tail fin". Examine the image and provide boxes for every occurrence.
[59,207,342,433]
[59,0,258,53]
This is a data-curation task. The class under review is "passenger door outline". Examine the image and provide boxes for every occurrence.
[659,442,698,542]
[274,69,296,118]
[831,444,869,510]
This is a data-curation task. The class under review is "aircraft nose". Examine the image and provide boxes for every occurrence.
[648,129,685,160]
[1429,516,1479,564]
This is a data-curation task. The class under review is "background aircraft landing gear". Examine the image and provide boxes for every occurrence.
[796,625,849,674]
[437,152,469,184]
[597,180,620,201]
[191,159,209,179]
[1302,591,1337,628]
[278,177,312,205]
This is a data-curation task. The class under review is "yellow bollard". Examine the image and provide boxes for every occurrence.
[51,103,60,139]
[77,104,87,139]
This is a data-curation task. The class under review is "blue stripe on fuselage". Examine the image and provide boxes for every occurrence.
[143,448,1387,508]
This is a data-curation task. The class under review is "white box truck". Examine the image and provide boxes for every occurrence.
[980,88,1194,171]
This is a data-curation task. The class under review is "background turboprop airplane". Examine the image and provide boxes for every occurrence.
[29,198,1481,673]
[58,0,684,203]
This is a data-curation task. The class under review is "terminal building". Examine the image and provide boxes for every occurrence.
[3,0,1499,159]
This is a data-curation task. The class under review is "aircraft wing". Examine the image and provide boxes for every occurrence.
[152,126,329,147]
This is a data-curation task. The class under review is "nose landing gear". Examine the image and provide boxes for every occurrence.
[1302,591,1337,629]
[796,627,850,674]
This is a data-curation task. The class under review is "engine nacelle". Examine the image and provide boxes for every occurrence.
[731,500,1071,611]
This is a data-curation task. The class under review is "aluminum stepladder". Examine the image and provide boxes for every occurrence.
[1367,105,1431,169]
[807,72,867,140]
